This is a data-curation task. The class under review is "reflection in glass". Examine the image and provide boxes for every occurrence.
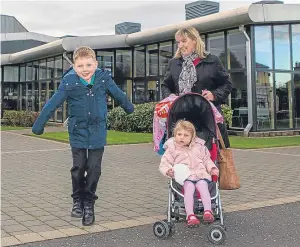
[20,65,25,82]
[39,60,47,80]
[54,56,63,78]
[254,26,272,70]
[133,80,145,104]
[33,62,38,81]
[114,78,132,102]
[207,32,225,66]
[147,44,158,76]
[20,83,27,110]
[116,49,132,78]
[159,42,172,76]
[227,30,246,69]
[27,82,33,111]
[134,46,145,77]
[47,58,54,79]
[274,25,291,70]
[292,24,300,71]
[2,82,19,110]
[229,72,248,128]
[63,58,72,73]
[256,71,274,130]
[275,73,292,129]
[147,80,159,102]
[97,51,114,75]
[294,73,300,128]
[26,63,33,81]
[4,66,19,82]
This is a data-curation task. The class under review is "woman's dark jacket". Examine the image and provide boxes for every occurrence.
[161,54,232,147]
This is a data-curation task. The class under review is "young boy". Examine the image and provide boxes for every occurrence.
[32,46,134,226]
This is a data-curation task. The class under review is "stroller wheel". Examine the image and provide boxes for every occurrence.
[163,220,176,236]
[207,224,226,245]
[153,220,170,239]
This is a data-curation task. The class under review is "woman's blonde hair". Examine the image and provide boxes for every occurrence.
[173,120,196,141]
[174,27,208,59]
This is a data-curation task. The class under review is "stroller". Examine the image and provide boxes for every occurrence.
[153,93,226,245]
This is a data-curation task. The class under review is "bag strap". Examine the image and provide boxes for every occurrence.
[216,126,226,149]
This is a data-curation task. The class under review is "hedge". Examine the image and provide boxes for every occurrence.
[3,110,39,127]
[2,103,233,131]
[108,103,233,133]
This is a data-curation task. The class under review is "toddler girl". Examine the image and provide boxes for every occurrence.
[159,120,219,226]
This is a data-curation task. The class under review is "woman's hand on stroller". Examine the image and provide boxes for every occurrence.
[210,167,219,176]
[166,168,174,178]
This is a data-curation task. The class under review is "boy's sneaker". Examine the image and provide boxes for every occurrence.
[82,201,95,226]
[71,199,83,218]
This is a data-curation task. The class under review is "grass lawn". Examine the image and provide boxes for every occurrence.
[1,126,28,131]
[28,130,153,145]
[229,135,300,149]
[28,130,300,148]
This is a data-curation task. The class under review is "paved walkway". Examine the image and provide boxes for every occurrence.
[1,129,300,246]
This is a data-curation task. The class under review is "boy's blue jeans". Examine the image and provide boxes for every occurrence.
[70,147,104,202]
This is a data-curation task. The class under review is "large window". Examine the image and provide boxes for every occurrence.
[254,26,273,70]
[2,82,19,111]
[294,73,300,128]
[230,72,248,128]
[39,59,47,80]
[274,25,291,70]
[207,32,225,66]
[54,56,63,78]
[26,63,33,81]
[47,58,55,79]
[116,49,132,78]
[292,24,300,70]
[134,46,145,77]
[275,73,293,129]
[256,72,274,130]
[33,61,38,81]
[97,50,114,75]
[227,29,246,70]
[3,66,19,82]
[146,44,158,76]
[159,42,172,76]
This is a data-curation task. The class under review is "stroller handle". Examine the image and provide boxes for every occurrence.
[212,175,218,182]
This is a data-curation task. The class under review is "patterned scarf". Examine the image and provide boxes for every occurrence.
[178,52,199,95]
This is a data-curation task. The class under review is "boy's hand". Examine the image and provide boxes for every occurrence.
[166,168,174,178]
[211,167,219,176]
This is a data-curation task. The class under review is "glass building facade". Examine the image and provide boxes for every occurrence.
[1,23,300,132]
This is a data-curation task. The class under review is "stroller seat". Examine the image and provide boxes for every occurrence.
[170,179,217,200]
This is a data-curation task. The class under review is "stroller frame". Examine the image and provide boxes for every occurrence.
[153,93,227,244]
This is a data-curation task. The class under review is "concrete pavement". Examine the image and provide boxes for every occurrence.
[1,129,300,246]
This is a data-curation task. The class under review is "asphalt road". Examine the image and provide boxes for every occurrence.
[18,202,300,247]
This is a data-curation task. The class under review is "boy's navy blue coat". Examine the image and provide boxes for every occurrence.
[32,68,134,149]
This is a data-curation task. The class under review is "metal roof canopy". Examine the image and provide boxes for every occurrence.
[1,3,300,65]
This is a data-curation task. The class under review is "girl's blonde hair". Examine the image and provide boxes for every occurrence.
[173,120,196,141]
[174,27,208,59]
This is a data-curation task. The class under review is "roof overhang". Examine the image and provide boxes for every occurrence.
[1,3,300,66]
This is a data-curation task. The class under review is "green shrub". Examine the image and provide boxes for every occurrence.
[221,104,233,126]
[108,102,156,133]
[108,102,233,133]
[3,110,39,127]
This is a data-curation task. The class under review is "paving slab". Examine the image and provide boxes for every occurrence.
[1,130,300,245]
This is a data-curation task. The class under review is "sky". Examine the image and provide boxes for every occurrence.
[1,0,298,37]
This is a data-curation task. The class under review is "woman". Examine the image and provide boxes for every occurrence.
[161,27,232,147]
